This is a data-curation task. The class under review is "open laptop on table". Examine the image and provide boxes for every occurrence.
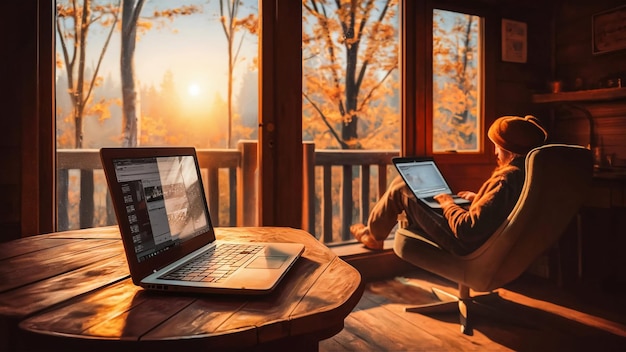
[100,147,304,295]
[392,156,471,209]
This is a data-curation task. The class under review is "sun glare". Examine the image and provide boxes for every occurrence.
[188,83,201,97]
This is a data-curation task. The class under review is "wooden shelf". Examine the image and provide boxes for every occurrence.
[532,87,626,104]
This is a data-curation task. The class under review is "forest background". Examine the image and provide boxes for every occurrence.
[55,0,478,241]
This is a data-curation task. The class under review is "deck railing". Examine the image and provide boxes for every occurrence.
[56,141,399,244]
[302,142,400,242]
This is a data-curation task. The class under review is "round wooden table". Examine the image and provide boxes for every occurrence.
[0,226,363,351]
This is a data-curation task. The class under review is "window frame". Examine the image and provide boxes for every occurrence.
[26,0,497,236]
[405,0,496,165]
[23,0,56,236]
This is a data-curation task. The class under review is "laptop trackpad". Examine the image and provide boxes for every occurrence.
[246,256,288,269]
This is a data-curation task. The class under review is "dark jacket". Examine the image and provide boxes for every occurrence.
[440,156,526,252]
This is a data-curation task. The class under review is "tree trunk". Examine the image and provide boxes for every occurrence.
[78,1,93,228]
[121,0,145,148]
[341,37,360,146]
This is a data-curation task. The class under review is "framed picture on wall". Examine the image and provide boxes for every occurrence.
[501,19,527,63]
[592,5,626,55]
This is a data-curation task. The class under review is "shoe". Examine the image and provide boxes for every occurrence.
[350,224,384,250]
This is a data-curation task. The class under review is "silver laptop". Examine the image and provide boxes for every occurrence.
[392,156,470,209]
[100,147,304,295]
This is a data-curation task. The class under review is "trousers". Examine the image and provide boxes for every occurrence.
[367,176,471,254]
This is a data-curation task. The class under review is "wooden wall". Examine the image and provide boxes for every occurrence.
[546,0,626,163]
[547,0,626,289]
[0,2,37,241]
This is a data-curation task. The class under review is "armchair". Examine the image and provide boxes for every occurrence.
[393,144,593,335]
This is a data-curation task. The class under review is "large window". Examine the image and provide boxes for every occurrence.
[302,0,401,150]
[50,1,485,245]
[55,0,259,231]
[302,0,401,241]
[432,9,482,153]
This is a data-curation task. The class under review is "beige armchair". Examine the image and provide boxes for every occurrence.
[393,144,593,335]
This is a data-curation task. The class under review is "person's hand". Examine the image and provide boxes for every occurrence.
[433,193,455,206]
[457,191,476,202]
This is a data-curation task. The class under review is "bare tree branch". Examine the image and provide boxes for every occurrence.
[303,92,348,149]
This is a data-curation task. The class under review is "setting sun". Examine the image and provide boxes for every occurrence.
[188,83,201,97]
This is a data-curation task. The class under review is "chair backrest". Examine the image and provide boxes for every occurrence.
[464,144,593,290]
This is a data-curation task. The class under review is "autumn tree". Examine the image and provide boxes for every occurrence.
[120,2,200,147]
[217,0,258,148]
[120,0,145,147]
[432,10,479,151]
[302,0,399,150]
[57,0,120,229]
[57,0,119,149]
[56,0,200,229]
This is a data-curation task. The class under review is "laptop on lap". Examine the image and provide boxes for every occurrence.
[100,147,304,295]
[392,156,471,209]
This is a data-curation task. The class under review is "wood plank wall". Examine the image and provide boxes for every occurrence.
[0,2,36,241]
[548,0,626,165]
[546,0,626,289]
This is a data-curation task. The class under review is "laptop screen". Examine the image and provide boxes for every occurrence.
[112,155,212,263]
[394,159,452,197]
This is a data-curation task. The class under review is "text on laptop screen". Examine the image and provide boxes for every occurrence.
[113,155,211,263]
[397,161,448,195]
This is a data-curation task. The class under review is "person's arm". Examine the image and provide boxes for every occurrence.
[433,190,476,205]
[441,165,524,247]
[433,193,455,206]
[457,191,476,202]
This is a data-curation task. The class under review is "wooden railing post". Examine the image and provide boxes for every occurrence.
[79,169,94,229]
[360,165,371,227]
[322,165,332,243]
[238,140,258,226]
[302,142,316,235]
[341,165,352,241]
[56,149,102,230]
[206,167,219,223]
[57,169,69,230]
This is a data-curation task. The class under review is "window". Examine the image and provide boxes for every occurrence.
[48,1,485,246]
[55,0,259,231]
[432,9,482,153]
[302,0,401,241]
[302,0,400,150]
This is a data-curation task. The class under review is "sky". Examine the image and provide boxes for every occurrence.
[56,0,259,104]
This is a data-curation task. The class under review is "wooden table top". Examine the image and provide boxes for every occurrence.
[0,226,363,352]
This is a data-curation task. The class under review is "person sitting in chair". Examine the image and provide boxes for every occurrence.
[350,115,548,254]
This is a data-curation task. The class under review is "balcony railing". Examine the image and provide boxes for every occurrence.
[56,141,399,244]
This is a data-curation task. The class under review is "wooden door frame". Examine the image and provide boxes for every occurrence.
[258,1,303,227]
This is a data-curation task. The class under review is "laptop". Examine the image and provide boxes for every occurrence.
[100,147,304,295]
[392,156,471,209]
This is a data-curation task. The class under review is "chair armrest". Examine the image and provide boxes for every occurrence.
[396,227,441,249]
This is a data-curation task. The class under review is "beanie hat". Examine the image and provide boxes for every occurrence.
[488,115,547,155]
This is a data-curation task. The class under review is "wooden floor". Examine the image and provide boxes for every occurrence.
[319,269,626,351]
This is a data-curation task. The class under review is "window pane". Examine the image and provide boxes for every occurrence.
[433,9,482,152]
[55,0,259,230]
[302,0,400,242]
[302,0,400,150]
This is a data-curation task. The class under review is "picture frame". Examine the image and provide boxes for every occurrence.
[592,5,626,55]
[501,19,527,63]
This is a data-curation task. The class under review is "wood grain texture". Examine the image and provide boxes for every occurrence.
[0,226,362,351]
[320,270,626,352]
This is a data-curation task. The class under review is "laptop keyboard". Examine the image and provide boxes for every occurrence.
[159,243,264,283]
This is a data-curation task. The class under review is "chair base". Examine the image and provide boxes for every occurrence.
[403,285,499,336]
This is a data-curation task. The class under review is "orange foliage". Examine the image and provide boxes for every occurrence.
[432,10,480,152]
[302,0,400,150]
